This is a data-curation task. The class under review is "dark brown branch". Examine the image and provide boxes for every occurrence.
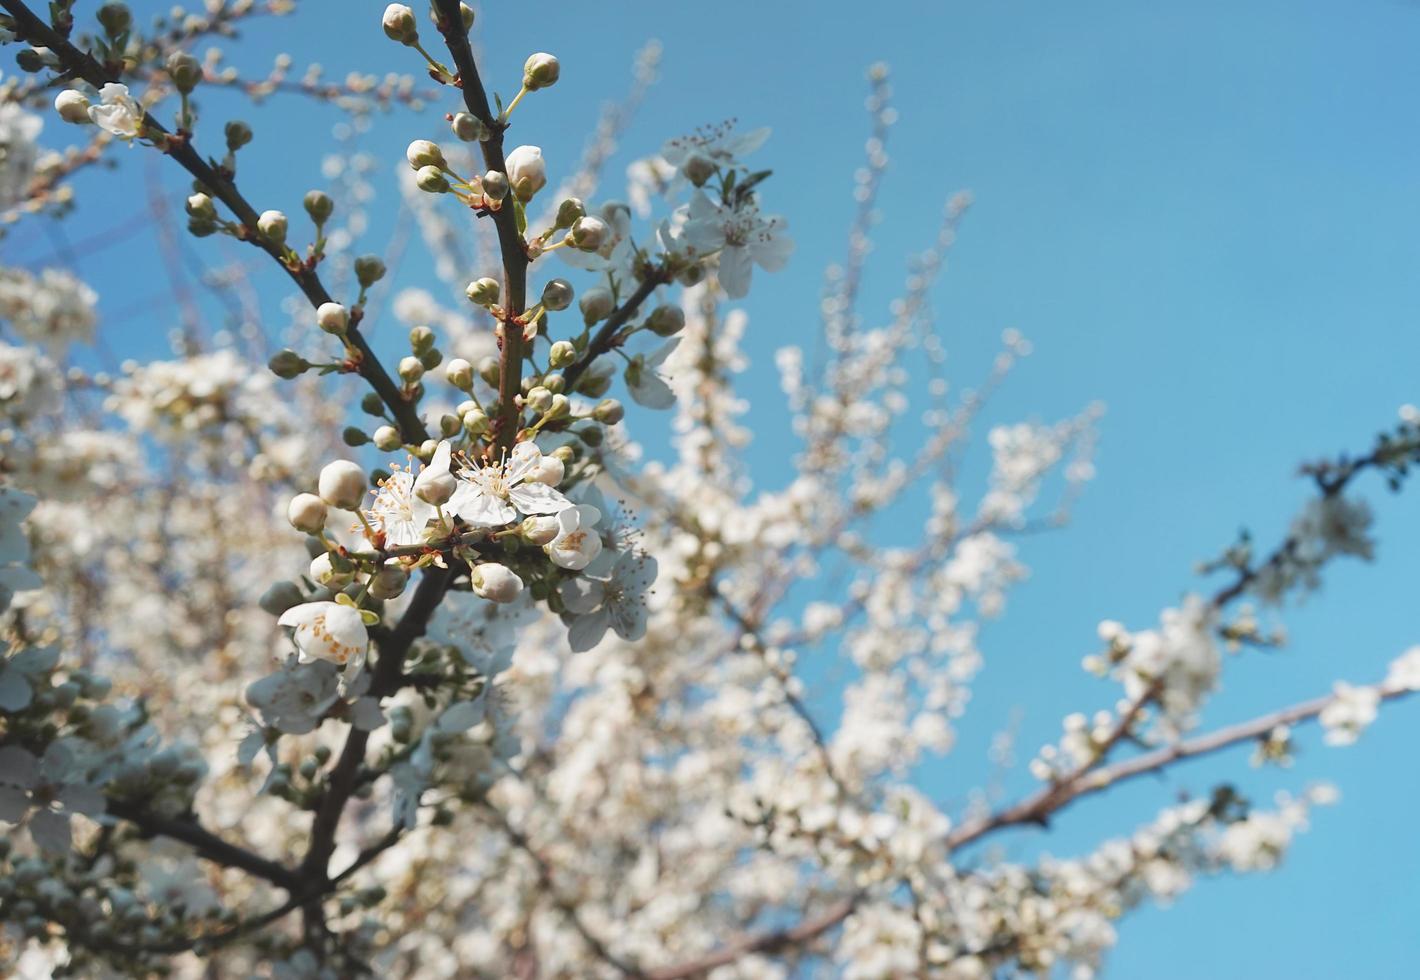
[562,268,670,390]
[0,0,428,445]
[105,799,302,892]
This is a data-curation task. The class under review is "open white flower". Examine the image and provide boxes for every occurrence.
[246,659,341,735]
[277,601,369,668]
[87,83,143,140]
[661,121,770,176]
[626,338,680,409]
[546,503,603,570]
[447,442,572,527]
[682,192,793,298]
[559,550,658,651]
[366,455,443,547]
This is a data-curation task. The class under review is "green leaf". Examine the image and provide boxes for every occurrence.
[513,198,527,235]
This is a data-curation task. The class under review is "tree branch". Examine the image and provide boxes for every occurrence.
[105,799,302,892]
[562,267,670,390]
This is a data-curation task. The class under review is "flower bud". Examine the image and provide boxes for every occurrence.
[342,426,371,447]
[303,190,334,223]
[439,413,461,438]
[548,340,577,369]
[415,165,450,194]
[465,277,500,307]
[579,425,604,447]
[579,286,615,324]
[310,552,354,589]
[682,152,716,187]
[580,370,612,398]
[462,408,489,435]
[445,358,473,389]
[471,563,524,603]
[409,325,435,354]
[450,111,487,142]
[185,193,216,221]
[522,52,560,91]
[543,373,565,393]
[257,209,288,245]
[527,452,564,486]
[382,3,418,44]
[520,514,561,546]
[525,386,553,414]
[54,89,91,124]
[166,50,202,93]
[406,139,446,170]
[477,356,499,386]
[97,3,132,35]
[225,120,253,151]
[547,393,570,420]
[361,392,385,416]
[552,444,576,465]
[555,197,585,229]
[398,356,425,384]
[646,304,685,337]
[355,255,386,287]
[540,278,574,311]
[316,302,349,335]
[593,398,624,425]
[318,459,367,509]
[268,349,311,379]
[414,469,455,506]
[287,493,328,534]
[369,565,409,600]
[569,215,608,252]
[259,581,305,617]
[373,425,401,451]
[504,145,546,202]
[481,170,509,202]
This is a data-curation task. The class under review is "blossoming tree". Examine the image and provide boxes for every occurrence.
[0,2,1417,977]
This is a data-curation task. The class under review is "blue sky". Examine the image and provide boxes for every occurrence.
[11,1,1420,975]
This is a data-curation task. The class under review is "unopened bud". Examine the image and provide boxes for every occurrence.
[54,89,91,124]
[415,165,450,193]
[166,50,202,93]
[646,305,685,337]
[406,139,445,170]
[317,459,367,509]
[409,325,435,354]
[555,197,585,229]
[549,340,577,369]
[504,145,546,202]
[97,3,133,35]
[361,392,385,416]
[682,152,716,187]
[450,111,487,142]
[185,192,215,220]
[481,170,508,202]
[398,356,425,384]
[593,398,624,425]
[522,52,560,91]
[461,408,489,435]
[355,255,386,287]
[540,278,574,312]
[445,358,473,389]
[257,210,288,245]
[342,426,370,447]
[471,563,523,603]
[370,565,409,600]
[525,386,554,414]
[287,493,328,534]
[373,425,401,451]
[465,277,500,307]
[316,302,349,335]
[520,514,561,546]
[268,349,311,379]
[259,581,305,617]
[225,120,253,151]
[310,552,354,589]
[579,286,615,324]
[477,356,499,386]
[381,3,418,44]
[569,215,608,252]
[303,190,334,223]
[546,393,570,420]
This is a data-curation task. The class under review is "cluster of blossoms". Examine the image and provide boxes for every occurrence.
[0,2,1417,978]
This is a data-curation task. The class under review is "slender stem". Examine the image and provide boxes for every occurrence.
[562,269,671,389]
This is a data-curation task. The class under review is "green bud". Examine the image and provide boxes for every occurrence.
[546,393,570,420]
[15,50,45,73]
[258,581,305,617]
[419,348,443,371]
[97,3,133,36]
[541,278,574,312]
[543,373,565,393]
[549,340,577,369]
[416,165,450,193]
[355,255,386,287]
[477,355,499,386]
[225,119,253,151]
[462,408,489,435]
[361,392,386,416]
[445,357,473,390]
[398,356,425,384]
[465,277,500,307]
[593,398,624,424]
[439,413,461,438]
[303,189,334,223]
[373,425,401,451]
[409,325,436,354]
[525,386,553,414]
[522,52,561,91]
[406,139,446,170]
[579,425,604,447]
[481,170,509,202]
[381,3,418,44]
[166,50,202,94]
[343,426,371,447]
[450,111,487,142]
[646,304,686,337]
[268,349,311,379]
[555,197,586,229]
